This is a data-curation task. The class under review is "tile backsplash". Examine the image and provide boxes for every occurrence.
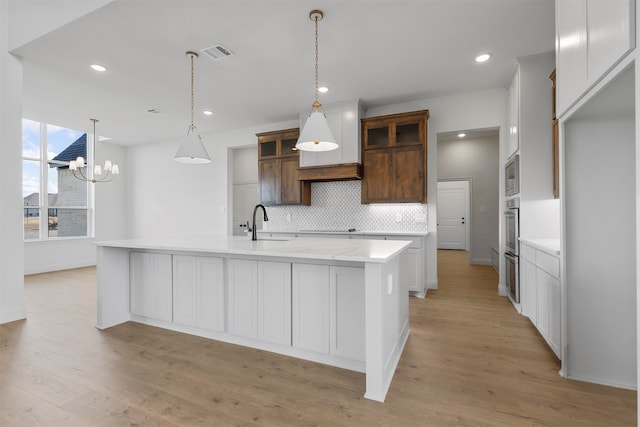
[264,181,428,233]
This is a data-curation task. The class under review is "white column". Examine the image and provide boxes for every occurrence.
[0,0,26,324]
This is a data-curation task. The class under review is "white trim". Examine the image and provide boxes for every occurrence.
[0,307,27,324]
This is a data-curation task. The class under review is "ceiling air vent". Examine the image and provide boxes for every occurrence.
[201,44,234,60]
[146,108,167,116]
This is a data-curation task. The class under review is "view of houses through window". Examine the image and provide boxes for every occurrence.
[22,119,90,240]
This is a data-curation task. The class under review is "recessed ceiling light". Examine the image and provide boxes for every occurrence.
[458,133,466,138]
[90,64,107,72]
[318,86,329,93]
[203,110,214,116]
[475,54,491,63]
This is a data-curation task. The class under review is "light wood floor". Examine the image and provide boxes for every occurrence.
[1,250,635,426]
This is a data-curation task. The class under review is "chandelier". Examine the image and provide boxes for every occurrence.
[69,118,120,183]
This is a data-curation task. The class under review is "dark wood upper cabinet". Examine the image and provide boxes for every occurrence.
[257,128,310,206]
[361,110,429,204]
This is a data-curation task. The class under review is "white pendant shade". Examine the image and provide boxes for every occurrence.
[175,126,212,164]
[296,110,338,152]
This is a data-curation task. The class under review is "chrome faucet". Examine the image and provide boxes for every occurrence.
[251,204,268,241]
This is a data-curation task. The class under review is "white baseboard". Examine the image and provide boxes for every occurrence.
[470,257,492,265]
[25,261,96,276]
[498,284,508,296]
[427,279,437,290]
[0,306,27,324]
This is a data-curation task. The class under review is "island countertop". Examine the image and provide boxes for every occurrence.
[95,235,411,263]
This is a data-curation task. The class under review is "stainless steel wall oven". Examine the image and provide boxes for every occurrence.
[504,197,519,303]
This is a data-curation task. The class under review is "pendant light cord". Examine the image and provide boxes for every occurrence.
[190,52,196,127]
[314,14,319,104]
[91,118,98,178]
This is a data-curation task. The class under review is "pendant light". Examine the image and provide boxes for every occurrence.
[175,51,212,164]
[69,118,120,183]
[296,9,338,152]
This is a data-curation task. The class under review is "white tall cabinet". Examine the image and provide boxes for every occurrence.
[555,0,637,394]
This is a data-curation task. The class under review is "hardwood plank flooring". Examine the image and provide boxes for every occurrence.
[0,250,635,426]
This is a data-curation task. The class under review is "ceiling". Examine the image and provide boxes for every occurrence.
[13,0,555,146]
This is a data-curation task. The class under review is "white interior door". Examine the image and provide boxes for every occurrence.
[437,180,469,250]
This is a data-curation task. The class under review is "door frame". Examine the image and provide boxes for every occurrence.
[437,178,471,251]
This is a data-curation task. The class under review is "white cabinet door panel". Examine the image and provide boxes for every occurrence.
[330,266,365,361]
[173,256,225,331]
[198,257,225,332]
[292,263,330,353]
[173,255,198,326]
[536,269,552,347]
[402,249,422,293]
[556,0,588,115]
[130,252,172,322]
[587,0,634,82]
[548,275,562,359]
[228,259,258,339]
[258,261,291,346]
[520,257,537,324]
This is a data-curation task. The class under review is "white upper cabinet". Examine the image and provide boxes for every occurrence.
[587,0,634,81]
[506,70,520,159]
[556,0,634,116]
[299,99,364,167]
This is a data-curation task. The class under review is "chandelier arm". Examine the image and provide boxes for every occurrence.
[71,169,86,182]
[77,167,89,181]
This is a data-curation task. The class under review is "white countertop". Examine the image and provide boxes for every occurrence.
[258,230,428,237]
[519,237,560,256]
[95,235,412,263]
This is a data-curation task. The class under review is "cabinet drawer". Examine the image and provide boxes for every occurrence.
[536,250,560,278]
[521,243,536,262]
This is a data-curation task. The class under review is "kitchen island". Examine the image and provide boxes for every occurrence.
[95,235,411,402]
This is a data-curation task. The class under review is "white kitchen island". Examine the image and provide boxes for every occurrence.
[95,235,411,402]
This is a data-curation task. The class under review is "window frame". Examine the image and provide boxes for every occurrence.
[22,120,94,242]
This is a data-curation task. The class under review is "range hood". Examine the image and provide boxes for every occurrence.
[297,162,362,182]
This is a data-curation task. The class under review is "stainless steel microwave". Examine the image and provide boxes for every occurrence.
[505,155,519,196]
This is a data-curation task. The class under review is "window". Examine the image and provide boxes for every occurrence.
[22,119,90,240]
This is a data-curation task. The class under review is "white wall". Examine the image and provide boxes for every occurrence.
[8,0,113,50]
[564,65,636,388]
[127,119,297,239]
[233,146,258,185]
[438,134,499,264]
[0,0,26,323]
[366,88,507,289]
[518,52,560,239]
